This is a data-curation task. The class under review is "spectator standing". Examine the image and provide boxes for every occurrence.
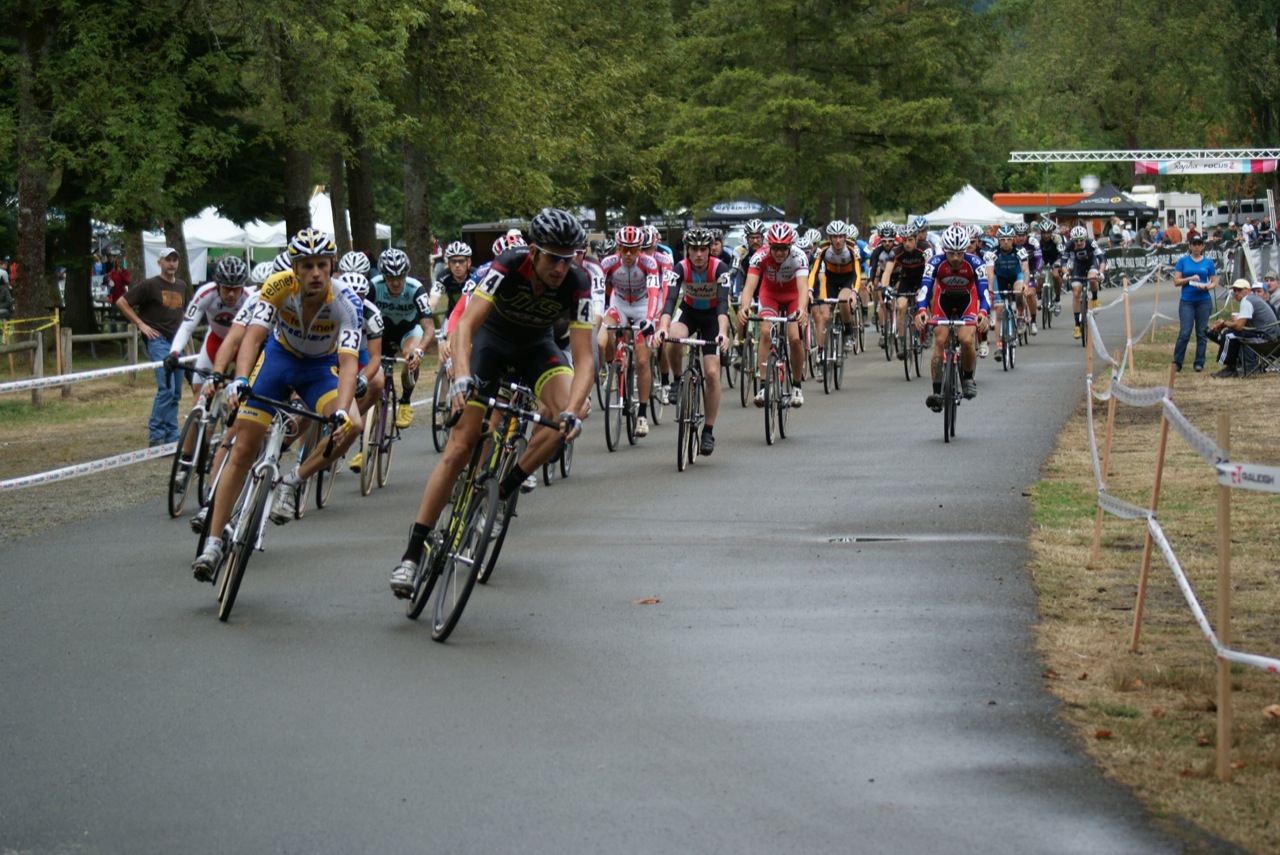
[1141,222,1160,251]
[1207,279,1279,377]
[1163,219,1183,246]
[105,252,131,306]
[1186,222,1201,243]
[1258,219,1274,245]
[114,247,188,447]
[1171,232,1216,373]
[1120,222,1134,247]
[0,275,14,320]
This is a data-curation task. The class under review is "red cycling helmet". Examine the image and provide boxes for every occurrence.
[766,222,796,247]
[615,225,644,248]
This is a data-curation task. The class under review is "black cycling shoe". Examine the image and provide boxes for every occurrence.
[962,378,978,399]
[699,430,715,456]
[925,393,943,412]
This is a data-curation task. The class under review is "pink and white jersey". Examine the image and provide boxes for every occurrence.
[170,281,251,358]
[600,253,661,321]
[748,246,809,298]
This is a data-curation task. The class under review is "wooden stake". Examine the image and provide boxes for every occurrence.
[1216,413,1232,782]
[1122,279,1133,378]
[1150,266,1161,343]
[1089,351,1122,566]
[1130,362,1177,653]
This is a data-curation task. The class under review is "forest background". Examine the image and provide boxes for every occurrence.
[3,0,1278,331]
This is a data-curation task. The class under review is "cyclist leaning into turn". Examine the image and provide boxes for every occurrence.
[389,209,595,599]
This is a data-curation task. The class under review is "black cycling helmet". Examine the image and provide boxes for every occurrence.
[528,208,587,250]
[682,227,714,247]
[213,256,248,287]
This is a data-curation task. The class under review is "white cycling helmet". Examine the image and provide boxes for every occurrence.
[334,271,369,299]
[940,225,970,252]
[338,250,371,274]
[1069,225,1088,241]
[250,261,275,285]
[444,240,472,259]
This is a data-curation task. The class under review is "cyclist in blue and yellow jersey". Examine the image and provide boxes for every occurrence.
[343,272,388,474]
[389,209,596,598]
[914,225,990,412]
[808,220,862,356]
[982,226,1030,361]
[192,229,363,581]
[370,248,434,429]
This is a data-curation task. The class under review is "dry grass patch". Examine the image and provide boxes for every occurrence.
[1031,324,1280,853]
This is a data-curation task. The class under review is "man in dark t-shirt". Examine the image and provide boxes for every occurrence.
[115,247,188,446]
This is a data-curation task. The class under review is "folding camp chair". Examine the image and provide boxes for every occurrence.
[1238,321,1280,377]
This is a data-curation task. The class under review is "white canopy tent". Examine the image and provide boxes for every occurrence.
[142,192,392,280]
[918,185,1021,227]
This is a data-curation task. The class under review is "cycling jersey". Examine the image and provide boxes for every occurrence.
[918,252,990,321]
[885,243,929,296]
[808,243,861,299]
[599,253,661,315]
[359,298,384,353]
[170,281,250,359]
[473,247,593,338]
[748,245,809,296]
[430,270,477,316]
[1016,237,1043,274]
[369,274,432,348]
[1065,239,1104,280]
[983,247,1029,289]
[868,241,898,288]
[249,270,363,359]
[663,257,732,316]
[1035,233,1065,267]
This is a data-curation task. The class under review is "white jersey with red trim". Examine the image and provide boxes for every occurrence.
[170,281,251,358]
[748,245,809,296]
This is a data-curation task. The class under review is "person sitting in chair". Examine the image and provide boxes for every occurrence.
[1207,279,1279,378]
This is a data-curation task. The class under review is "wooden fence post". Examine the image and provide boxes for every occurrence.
[60,327,73,398]
[31,332,43,407]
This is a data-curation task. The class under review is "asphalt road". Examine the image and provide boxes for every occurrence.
[1,286,1220,854]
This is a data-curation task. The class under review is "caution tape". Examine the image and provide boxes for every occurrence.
[1,314,59,335]
[1148,517,1280,675]
[1214,461,1280,494]
[0,354,195,395]
[1097,490,1153,520]
[1110,378,1169,407]
[0,442,176,493]
[1162,398,1227,465]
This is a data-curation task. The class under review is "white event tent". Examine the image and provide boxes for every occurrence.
[918,185,1021,228]
[142,192,391,281]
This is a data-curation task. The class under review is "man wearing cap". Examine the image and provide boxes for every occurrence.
[115,247,188,446]
[1263,271,1279,315]
[1206,279,1279,378]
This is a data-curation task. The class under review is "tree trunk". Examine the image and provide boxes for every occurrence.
[815,189,832,228]
[328,149,351,255]
[62,208,96,334]
[125,231,145,296]
[347,127,379,257]
[282,146,313,237]
[401,26,433,274]
[595,199,609,236]
[14,0,56,321]
[164,221,194,297]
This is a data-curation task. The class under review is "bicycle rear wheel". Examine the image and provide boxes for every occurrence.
[218,473,268,621]
[431,480,498,642]
[431,369,450,452]
[168,411,201,517]
[604,362,623,452]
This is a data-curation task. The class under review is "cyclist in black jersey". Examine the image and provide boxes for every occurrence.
[868,222,899,343]
[390,209,595,598]
[1064,225,1106,339]
[431,240,477,322]
[879,225,929,359]
[1035,219,1065,310]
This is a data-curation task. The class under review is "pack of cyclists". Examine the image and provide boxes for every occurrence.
[173,211,1103,627]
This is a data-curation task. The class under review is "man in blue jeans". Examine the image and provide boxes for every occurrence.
[1171,233,1216,372]
[115,247,189,446]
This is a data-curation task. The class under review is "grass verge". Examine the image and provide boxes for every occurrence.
[1031,323,1280,853]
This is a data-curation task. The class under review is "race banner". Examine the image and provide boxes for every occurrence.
[1135,159,1277,175]
[1102,240,1235,287]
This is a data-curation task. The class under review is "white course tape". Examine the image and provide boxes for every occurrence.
[1215,461,1280,494]
[1110,379,1169,408]
[0,355,195,395]
[1162,398,1227,465]
[1148,517,1280,675]
[1087,314,1114,364]
[0,443,176,493]
[1097,490,1153,520]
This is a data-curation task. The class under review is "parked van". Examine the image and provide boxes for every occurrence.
[1201,198,1272,228]
[1129,186,1201,229]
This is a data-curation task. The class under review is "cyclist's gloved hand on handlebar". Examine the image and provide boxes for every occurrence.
[228,377,250,408]
[714,332,728,350]
[354,374,368,399]
[638,319,655,337]
[559,411,582,442]
[448,375,476,402]
[163,352,180,375]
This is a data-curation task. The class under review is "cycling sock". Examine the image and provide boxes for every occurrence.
[206,535,223,551]
[639,403,648,418]
[403,522,432,564]
[499,463,530,500]
[280,467,301,488]
[703,424,713,436]
[962,371,974,381]
[400,392,412,405]
[932,382,942,394]
[661,372,671,386]
[1074,312,1081,325]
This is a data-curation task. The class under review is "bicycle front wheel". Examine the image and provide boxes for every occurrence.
[478,435,526,585]
[431,369,451,452]
[776,356,789,440]
[315,431,339,509]
[432,480,499,642]
[218,473,269,621]
[943,358,958,443]
[647,349,664,425]
[359,423,377,497]
[196,407,225,508]
[764,354,777,446]
[688,378,703,465]
[676,376,691,471]
[168,411,201,517]
[604,361,623,452]
[625,353,638,446]
[376,421,394,488]
[559,436,573,478]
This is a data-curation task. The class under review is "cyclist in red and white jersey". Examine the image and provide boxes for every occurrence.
[914,225,990,412]
[599,225,661,436]
[736,221,809,408]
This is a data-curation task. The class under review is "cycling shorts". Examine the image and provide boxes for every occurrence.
[928,290,982,323]
[384,320,425,353]
[605,294,651,328]
[813,274,856,302]
[238,338,339,428]
[670,306,722,344]
[468,325,573,401]
[758,287,801,318]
